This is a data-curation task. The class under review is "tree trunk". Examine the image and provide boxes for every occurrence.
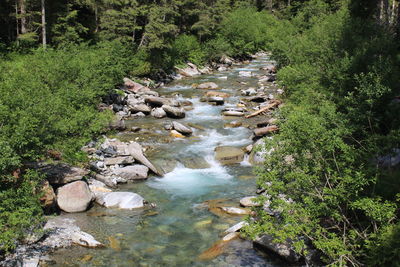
[15,1,19,45]
[19,0,27,34]
[379,0,389,26]
[41,0,46,49]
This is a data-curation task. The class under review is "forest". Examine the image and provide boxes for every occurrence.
[1,0,400,266]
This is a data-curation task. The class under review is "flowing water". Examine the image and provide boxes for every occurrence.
[49,56,287,266]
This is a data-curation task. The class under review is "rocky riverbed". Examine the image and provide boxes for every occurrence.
[2,53,294,267]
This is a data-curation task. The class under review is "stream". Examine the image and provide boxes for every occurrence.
[48,55,287,266]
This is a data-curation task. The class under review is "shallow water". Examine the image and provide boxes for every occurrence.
[50,56,288,266]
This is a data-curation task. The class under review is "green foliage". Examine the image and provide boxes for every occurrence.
[170,34,205,66]
[245,0,400,265]
[52,8,89,46]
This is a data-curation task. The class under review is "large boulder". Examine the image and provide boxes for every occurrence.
[162,105,186,119]
[196,82,219,90]
[125,142,162,176]
[172,121,193,135]
[97,192,145,209]
[123,78,150,93]
[56,181,93,213]
[41,163,89,184]
[113,165,149,180]
[215,146,245,165]
[129,104,151,114]
[145,96,173,107]
[254,234,302,263]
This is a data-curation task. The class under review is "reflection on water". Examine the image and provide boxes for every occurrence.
[49,56,287,266]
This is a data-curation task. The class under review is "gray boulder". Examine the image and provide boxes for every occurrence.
[151,107,167,118]
[113,165,149,180]
[162,105,186,119]
[130,104,151,114]
[41,164,89,184]
[56,181,93,213]
[104,156,134,166]
[196,82,218,89]
[172,121,193,135]
[254,234,302,263]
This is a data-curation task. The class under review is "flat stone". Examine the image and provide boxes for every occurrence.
[254,234,302,262]
[170,130,185,138]
[215,146,245,165]
[196,82,219,89]
[57,181,93,213]
[41,163,89,184]
[113,165,149,180]
[240,196,261,207]
[162,105,186,119]
[97,192,145,209]
[130,104,151,114]
[223,221,248,234]
[221,207,251,215]
[172,121,193,135]
[104,156,135,166]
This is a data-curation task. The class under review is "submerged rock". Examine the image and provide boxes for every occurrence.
[57,181,93,213]
[97,192,145,209]
[196,82,219,89]
[215,146,245,165]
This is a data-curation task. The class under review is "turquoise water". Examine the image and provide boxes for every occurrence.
[49,57,287,266]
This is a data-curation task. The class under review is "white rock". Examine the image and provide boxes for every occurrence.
[223,221,248,234]
[113,165,149,180]
[97,192,145,209]
[71,231,103,248]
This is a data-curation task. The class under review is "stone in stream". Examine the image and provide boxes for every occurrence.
[170,130,185,138]
[103,156,135,166]
[172,121,193,135]
[162,105,186,119]
[151,107,167,118]
[222,111,244,117]
[220,207,251,215]
[196,82,219,89]
[144,96,173,107]
[123,78,149,93]
[205,91,230,98]
[207,96,224,105]
[71,231,103,248]
[215,146,245,165]
[224,121,242,128]
[240,196,261,207]
[97,192,145,209]
[40,163,89,184]
[239,71,252,77]
[113,164,149,180]
[129,104,151,114]
[223,221,249,234]
[56,181,93,213]
[176,64,201,77]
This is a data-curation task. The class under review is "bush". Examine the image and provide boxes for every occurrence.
[170,34,206,66]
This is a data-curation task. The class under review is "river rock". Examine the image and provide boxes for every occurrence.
[123,78,148,93]
[197,82,219,89]
[71,231,103,248]
[170,130,185,138]
[57,181,93,213]
[240,196,261,207]
[176,64,201,77]
[151,107,167,118]
[215,146,245,165]
[172,121,193,135]
[218,66,228,72]
[239,71,252,77]
[94,174,125,188]
[221,207,251,215]
[97,192,145,209]
[208,96,224,105]
[223,221,248,234]
[41,163,89,184]
[113,165,149,180]
[88,179,112,199]
[130,104,151,114]
[224,121,242,128]
[222,111,244,117]
[104,156,135,166]
[205,91,230,98]
[241,88,257,96]
[145,96,172,107]
[254,234,301,262]
[109,117,126,131]
[39,180,56,211]
[222,232,240,242]
[126,142,162,176]
[162,105,185,119]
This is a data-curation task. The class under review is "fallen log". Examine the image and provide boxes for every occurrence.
[245,100,282,118]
